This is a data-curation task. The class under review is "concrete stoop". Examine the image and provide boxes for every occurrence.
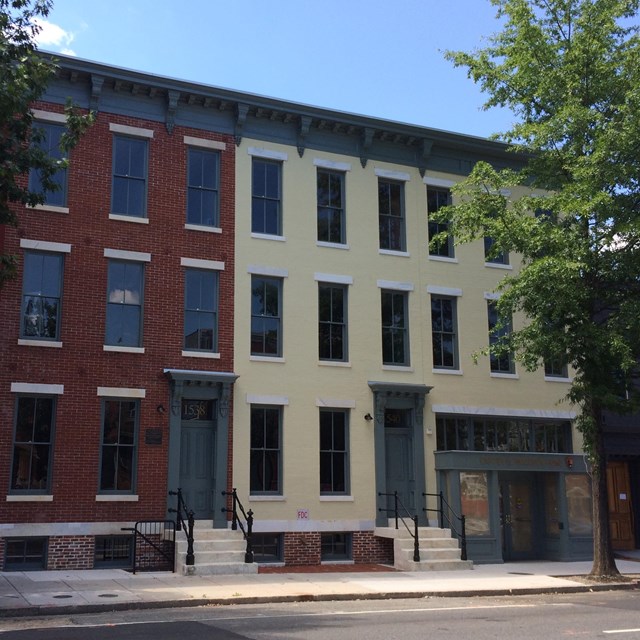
[175,522,258,576]
[374,525,473,572]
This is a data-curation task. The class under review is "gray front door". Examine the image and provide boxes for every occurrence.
[384,408,415,517]
[179,399,216,520]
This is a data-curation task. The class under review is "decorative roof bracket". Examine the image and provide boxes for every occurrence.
[235,103,249,146]
[360,127,374,168]
[418,138,433,178]
[297,116,312,157]
[166,90,180,134]
[90,75,104,113]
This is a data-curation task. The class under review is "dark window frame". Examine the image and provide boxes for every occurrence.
[318,283,347,362]
[111,135,148,218]
[251,532,283,563]
[105,260,144,348]
[431,295,459,369]
[317,169,346,245]
[484,236,509,265]
[251,275,282,357]
[187,147,220,227]
[378,178,405,251]
[94,535,134,568]
[381,289,409,366]
[320,409,349,495]
[21,250,64,341]
[251,158,282,236]
[321,532,352,561]
[184,268,218,352]
[28,121,68,207]
[427,187,454,258]
[4,537,47,571]
[487,301,514,374]
[250,405,282,495]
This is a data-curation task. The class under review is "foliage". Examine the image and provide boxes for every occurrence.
[439,0,640,577]
[0,0,92,287]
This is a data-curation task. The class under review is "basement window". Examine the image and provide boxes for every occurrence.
[4,537,47,571]
[94,535,133,569]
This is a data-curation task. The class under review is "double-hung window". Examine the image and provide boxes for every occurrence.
[378,179,405,251]
[319,409,349,494]
[252,158,281,235]
[318,283,347,362]
[381,289,409,366]
[184,268,218,352]
[21,251,64,341]
[431,296,458,369]
[251,275,282,356]
[100,399,138,493]
[487,301,514,373]
[484,236,509,265]
[111,135,148,218]
[28,121,67,207]
[317,169,345,244]
[105,260,144,348]
[187,148,219,227]
[250,405,281,494]
[545,359,569,379]
[427,187,454,258]
[11,396,55,492]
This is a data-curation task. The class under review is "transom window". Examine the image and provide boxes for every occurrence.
[112,136,148,217]
[317,169,345,244]
[427,187,453,257]
[250,406,281,494]
[381,289,409,366]
[21,251,63,341]
[11,396,55,492]
[184,269,218,352]
[431,296,458,369]
[28,122,67,207]
[378,179,405,251]
[252,159,281,235]
[251,276,282,356]
[100,399,138,493]
[106,260,144,347]
[320,409,349,494]
[187,148,219,227]
[318,284,347,361]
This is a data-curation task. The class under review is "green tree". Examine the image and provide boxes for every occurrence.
[439,0,640,579]
[0,0,92,288]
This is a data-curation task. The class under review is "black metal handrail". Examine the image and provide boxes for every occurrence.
[168,488,195,567]
[424,491,467,561]
[222,488,254,563]
[377,491,420,562]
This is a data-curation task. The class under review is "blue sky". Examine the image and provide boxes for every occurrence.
[35,0,511,139]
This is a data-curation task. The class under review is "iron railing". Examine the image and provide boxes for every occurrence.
[377,490,420,562]
[222,488,254,563]
[168,488,195,567]
[121,520,176,574]
[424,491,467,560]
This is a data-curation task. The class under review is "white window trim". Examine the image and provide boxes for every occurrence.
[95,495,139,502]
[249,495,286,502]
[109,123,154,138]
[379,249,410,258]
[314,273,353,285]
[20,239,71,253]
[316,241,350,250]
[181,257,225,271]
[108,214,150,225]
[313,158,351,172]
[6,495,54,502]
[248,264,289,278]
[485,262,513,271]
[251,232,286,242]
[428,255,458,264]
[104,248,151,262]
[11,382,63,395]
[315,398,356,408]
[377,279,414,292]
[181,351,221,359]
[544,375,573,383]
[246,394,289,405]
[318,361,352,368]
[248,147,288,161]
[103,345,145,354]
[31,109,67,124]
[18,339,62,349]
[375,168,411,182]
[432,368,463,376]
[250,355,285,363]
[319,495,354,502]
[484,291,501,301]
[490,372,520,380]
[185,223,222,234]
[97,387,146,398]
[29,204,70,214]
[427,285,462,297]
[423,175,456,188]
[382,365,414,372]
[183,136,226,151]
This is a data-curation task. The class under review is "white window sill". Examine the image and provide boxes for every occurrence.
[18,339,62,348]
[181,350,221,359]
[379,249,410,258]
[95,494,139,502]
[432,368,463,375]
[28,203,69,214]
[316,241,350,250]
[250,355,285,363]
[185,223,222,233]
[318,360,351,368]
[382,365,414,372]
[104,345,145,354]
[249,495,285,502]
[6,494,53,502]
[319,495,354,502]
[109,213,149,224]
[251,232,285,242]
[428,255,458,264]
[484,262,512,270]
[544,376,573,383]
[490,372,519,379]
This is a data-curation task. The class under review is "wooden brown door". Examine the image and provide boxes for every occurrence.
[607,461,635,550]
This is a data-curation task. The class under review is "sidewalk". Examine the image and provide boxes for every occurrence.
[0,558,638,618]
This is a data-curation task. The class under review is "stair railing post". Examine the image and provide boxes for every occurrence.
[460,514,467,561]
[231,488,238,531]
[245,509,254,563]
[186,509,195,566]
[394,491,399,530]
[438,490,444,528]
[413,515,420,562]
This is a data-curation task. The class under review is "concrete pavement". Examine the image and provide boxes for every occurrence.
[0,558,638,618]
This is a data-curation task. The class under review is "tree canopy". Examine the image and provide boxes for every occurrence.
[439,0,640,578]
[0,0,91,287]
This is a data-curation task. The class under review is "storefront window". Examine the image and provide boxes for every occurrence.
[566,474,593,537]
[460,471,490,536]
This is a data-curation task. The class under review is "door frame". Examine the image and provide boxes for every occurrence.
[499,472,541,561]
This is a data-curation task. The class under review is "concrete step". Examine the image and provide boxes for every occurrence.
[177,549,247,564]
[178,561,259,576]
[395,546,462,561]
[375,526,454,540]
[176,538,246,553]
[396,558,474,571]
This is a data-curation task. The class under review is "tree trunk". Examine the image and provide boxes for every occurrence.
[588,408,620,579]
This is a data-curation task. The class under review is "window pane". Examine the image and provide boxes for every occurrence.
[566,475,593,536]
[460,472,490,536]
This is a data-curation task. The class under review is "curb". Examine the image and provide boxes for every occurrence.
[1,581,638,619]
